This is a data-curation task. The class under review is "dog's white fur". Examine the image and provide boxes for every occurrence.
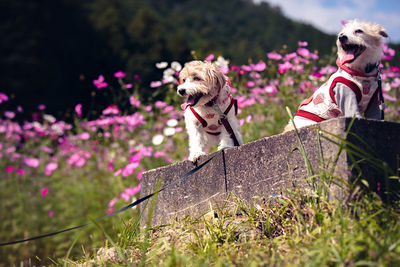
[284,20,388,132]
[177,61,243,162]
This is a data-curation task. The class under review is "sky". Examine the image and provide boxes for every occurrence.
[255,0,400,43]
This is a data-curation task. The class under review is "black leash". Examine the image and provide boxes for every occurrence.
[0,155,216,247]
[377,68,385,120]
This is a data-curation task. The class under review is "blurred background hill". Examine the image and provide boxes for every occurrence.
[1,0,399,120]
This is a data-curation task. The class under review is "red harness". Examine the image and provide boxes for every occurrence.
[187,96,238,136]
[296,60,380,122]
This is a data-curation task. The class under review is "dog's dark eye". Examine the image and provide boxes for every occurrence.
[193,76,201,81]
[355,29,364,34]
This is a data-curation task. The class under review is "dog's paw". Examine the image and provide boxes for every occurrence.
[188,151,206,162]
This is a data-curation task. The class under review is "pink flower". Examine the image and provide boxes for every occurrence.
[107,208,115,214]
[205,54,215,61]
[45,162,58,176]
[297,48,311,58]
[129,153,141,163]
[284,52,297,61]
[134,74,140,80]
[267,52,282,60]
[102,105,120,115]
[155,101,167,109]
[252,62,266,72]
[4,111,15,119]
[24,157,40,168]
[298,41,308,47]
[48,211,54,217]
[129,96,141,107]
[77,132,90,140]
[114,71,126,79]
[150,81,162,88]
[0,93,8,104]
[5,165,14,173]
[144,105,152,112]
[93,75,108,89]
[41,187,49,196]
[75,104,82,118]
[16,169,25,175]
[108,197,118,208]
[153,151,166,158]
[125,83,133,89]
[122,162,139,177]
[163,106,174,113]
[38,104,46,110]
[137,170,145,180]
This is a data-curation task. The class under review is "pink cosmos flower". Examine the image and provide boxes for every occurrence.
[205,54,215,61]
[17,106,23,112]
[93,75,108,89]
[144,105,152,112]
[102,105,120,115]
[129,153,141,163]
[0,93,8,104]
[48,211,54,217]
[108,198,118,208]
[24,157,40,168]
[75,103,82,118]
[153,151,166,158]
[298,41,308,47]
[114,71,126,79]
[41,187,49,196]
[129,96,141,107]
[125,83,133,89]
[134,74,140,80]
[137,170,145,180]
[77,132,90,140]
[45,162,58,176]
[122,162,139,177]
[252,62,266,72]
[4,111,15,119]
[150,81,162,88]
[163,106,174,113]
[5,165,14,173]
[155,101,167,108]
[38,104,46,110]
[267,52,282,60]
[16,169,25,175]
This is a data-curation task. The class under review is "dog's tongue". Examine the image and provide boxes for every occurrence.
[339,53,355,65]
[181,96,196,110]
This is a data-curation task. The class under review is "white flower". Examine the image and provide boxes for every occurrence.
[215,56,229,68]
[163,127,175,136]
[43,114,56,123]
[156,62,168,69]
[167,119,178,127]
[152,134,164,145]
[171,61,182,72]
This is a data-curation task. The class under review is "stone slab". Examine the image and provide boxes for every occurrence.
[140,118,400,226]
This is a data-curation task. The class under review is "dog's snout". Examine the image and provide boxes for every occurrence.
[178,88,186,96]
[339,35,348,43]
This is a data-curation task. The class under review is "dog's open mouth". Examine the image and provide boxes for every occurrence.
[186,93,203,107]
[340,43,366,64]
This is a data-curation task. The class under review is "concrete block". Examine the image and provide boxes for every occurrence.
[140,118,400,226]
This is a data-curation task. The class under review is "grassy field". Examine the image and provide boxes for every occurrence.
[1,43,399,266]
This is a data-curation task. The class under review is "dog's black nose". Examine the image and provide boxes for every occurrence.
[339,35,348,43]
[178,88,186,96]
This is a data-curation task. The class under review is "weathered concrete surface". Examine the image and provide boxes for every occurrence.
[140,118,400,226]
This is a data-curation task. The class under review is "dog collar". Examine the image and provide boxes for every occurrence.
[336,58,378,78]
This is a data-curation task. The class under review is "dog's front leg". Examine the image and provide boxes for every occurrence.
[188,132,207,162]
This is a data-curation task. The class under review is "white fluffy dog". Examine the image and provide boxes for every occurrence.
[284,20,388,132]
[177,60,243,162]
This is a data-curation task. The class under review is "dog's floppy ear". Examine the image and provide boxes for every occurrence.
[207,63,226,91]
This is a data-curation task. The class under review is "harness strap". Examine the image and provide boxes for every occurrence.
[329,76,362,104]
[189,106,208,127]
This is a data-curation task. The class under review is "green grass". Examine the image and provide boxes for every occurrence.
[65,119,400,267]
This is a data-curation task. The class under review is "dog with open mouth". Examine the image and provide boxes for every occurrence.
[284,20,388,132]
[177,60,243,162]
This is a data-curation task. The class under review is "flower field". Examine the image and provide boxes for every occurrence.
[0,42,399,265]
